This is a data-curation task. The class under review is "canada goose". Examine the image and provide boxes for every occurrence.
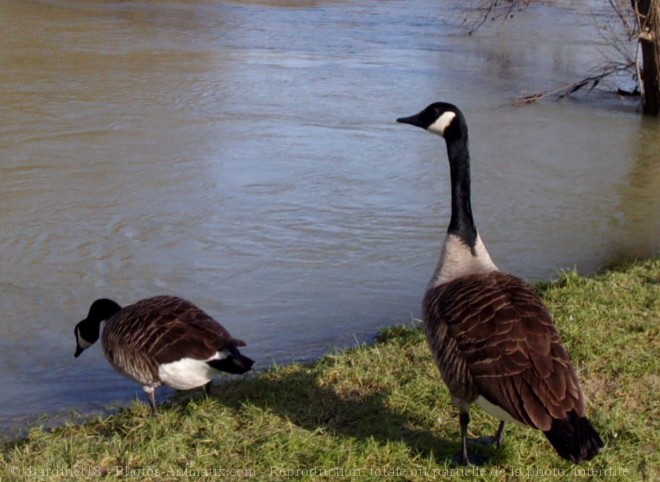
[397,102,603,465]
[74,295,254,412]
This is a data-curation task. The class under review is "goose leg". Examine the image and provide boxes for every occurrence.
[143,386,157,413]
[453,411,487,466]
[459,412,470,464]
[495,420,506,447]
[203,380,213,397]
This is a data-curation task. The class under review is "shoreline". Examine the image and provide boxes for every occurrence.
[2,258,658,481]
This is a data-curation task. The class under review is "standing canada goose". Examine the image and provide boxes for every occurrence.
[397,102,603,465]
[74,295,254,412]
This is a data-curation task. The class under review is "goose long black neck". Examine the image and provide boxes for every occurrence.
[88,298,122,323]
[445,131,477,250]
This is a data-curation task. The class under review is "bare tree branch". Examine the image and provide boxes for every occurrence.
[466,0,533,34]
[465,0,658,112]
[513,62,636,105]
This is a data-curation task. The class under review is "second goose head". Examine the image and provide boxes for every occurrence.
[74,298,122,357]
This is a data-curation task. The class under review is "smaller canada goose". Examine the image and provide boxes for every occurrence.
[74,295,254,412]
[397,102,603,465]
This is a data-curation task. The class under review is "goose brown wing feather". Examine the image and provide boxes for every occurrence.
[109,296,240,365]
[424,272,585,430]
[104,344,161,386]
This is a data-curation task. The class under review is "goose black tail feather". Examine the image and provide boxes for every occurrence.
[544,411,603,464]
[208,353,254,374]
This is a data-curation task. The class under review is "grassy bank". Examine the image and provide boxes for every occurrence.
[1,259,658,481]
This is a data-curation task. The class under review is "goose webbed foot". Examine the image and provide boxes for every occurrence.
[470,421,506,448]
[452,450,488,466]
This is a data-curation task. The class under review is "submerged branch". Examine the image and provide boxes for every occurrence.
[513,62,635,105]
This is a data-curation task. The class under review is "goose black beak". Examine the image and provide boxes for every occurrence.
[74,346,83,358]
[396,113,425,128]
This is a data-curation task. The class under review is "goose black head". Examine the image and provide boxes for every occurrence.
[74,298,122,357]
[397,102,467,142]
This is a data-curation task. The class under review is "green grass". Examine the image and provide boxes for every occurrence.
[1,258,658,481]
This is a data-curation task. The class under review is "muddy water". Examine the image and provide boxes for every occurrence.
[1,0,658,430]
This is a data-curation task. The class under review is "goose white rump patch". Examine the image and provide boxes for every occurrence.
[158,350,230,390]
[476,396,519,424]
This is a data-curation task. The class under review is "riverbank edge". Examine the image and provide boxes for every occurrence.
[1,258,658,482]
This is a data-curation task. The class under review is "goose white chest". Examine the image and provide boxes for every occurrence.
[429,233,498,289]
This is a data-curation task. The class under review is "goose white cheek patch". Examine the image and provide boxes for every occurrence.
[428,111,456,137]
[76,327,93,349]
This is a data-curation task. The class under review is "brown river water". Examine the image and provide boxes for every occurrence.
[1,0,658,430]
